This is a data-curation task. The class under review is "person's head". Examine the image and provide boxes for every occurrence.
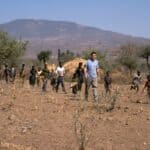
[78,62,83,68]
[137,70,141,76]
[59,61,62,67]
[11,63,15,68]
[38,67,41,71]
[90,51,97,61]
[51,69,54,72]
[32,65,35,70]
[5,64,8,68]
[147,74,150,81]
[22,64,25,68]
[106,71,110,76]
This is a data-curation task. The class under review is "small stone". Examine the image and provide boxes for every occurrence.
[31,106,38,111]
[22,127,28,133]
[107,117,113,121]
[132,112,138,115]
[12,95,16,100]
[136,100,142,103]
[125,120,128,125]
[8,114,16,120]
[139,107,143,113]
[147,117,150,120]
[116,105,121,110]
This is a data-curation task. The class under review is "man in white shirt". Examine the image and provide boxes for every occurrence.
[55,62,66,93]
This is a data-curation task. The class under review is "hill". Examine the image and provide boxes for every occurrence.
[0,19,150,57]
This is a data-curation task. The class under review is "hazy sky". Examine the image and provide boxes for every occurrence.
[0,0,150,38]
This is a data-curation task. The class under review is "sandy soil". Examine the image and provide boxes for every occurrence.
[0,79,150,150]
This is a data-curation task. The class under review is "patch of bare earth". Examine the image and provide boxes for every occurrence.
[0,79,150,150]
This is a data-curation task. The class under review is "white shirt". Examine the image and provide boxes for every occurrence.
[56,67,65,77]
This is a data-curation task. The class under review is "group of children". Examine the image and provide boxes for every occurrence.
[1,62,150,100]
[1,62,66,93]
[130,70,150,98]
[28,62,66,92]
[70,62,112,97]
[71,66,150,100]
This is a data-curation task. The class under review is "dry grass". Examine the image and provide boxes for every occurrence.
[0,79,150,150]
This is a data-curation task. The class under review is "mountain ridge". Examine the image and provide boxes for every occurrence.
[0,19,150,57]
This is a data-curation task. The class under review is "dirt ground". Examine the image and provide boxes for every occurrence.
[0,79,150,150]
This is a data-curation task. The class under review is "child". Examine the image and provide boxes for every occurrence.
[36,67,42,87]
[41,63,50,92]
[142,74,150,99]
[104,71,112,95]
[70,72,78,95]
[71,62,84,98]
[19,64,26,86]
[29,65,37,87]
[50,69,57,91]
[3,64,10,83]
[10,64,16,83]
[130,71,142,92]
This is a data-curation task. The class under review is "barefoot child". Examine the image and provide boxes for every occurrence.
[142,74,150,99]
[130,71,142,92]
[71,62,84,98]
[104,71,112,95]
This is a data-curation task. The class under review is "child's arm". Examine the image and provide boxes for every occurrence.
[142,82,147,93]
[110,77,112,85]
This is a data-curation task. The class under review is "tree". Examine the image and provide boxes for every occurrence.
[139,45,150,68]
[37,50,52,64]
[0,31,27,65]
[118,44,138,76]
[120,56,137,76]
[57,49,61,62]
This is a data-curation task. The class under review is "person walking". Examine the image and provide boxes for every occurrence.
[19,64,26,86]
[36,67,42,87]
[3,64,10,83]
[55,62,66,93]
[104,71,112,95]
[29,65,37,87]
[130,70,142,93]
[71,62,84,98]
[142,74,150,101]
[41,63,50,92]
[50,69,57,91]
[10,64,16,83]
[84,51,99,101]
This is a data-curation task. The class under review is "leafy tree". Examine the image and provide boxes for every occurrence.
[120,56,137,75]
[0,31,28,65]
[37,50,52,64]
[118,44,138,76]
[139,45,150,68]
[119,43,139,56]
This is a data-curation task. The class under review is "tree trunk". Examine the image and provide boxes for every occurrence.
[43,58,46,65]
[146,57,149,66]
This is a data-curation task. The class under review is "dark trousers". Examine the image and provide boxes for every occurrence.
[5,75,9,83]
[56,76,66,92]
[42,79,48,91]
